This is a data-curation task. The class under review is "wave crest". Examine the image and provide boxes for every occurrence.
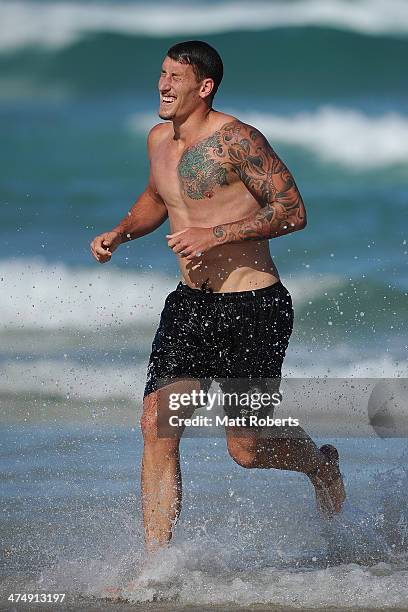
[0,258,174,331]
[1,0,408,52]
[129,107,408,169]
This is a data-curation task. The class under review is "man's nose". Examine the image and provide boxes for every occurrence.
[159,76,171,91]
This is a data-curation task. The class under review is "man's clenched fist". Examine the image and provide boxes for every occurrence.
[90,231,123,263]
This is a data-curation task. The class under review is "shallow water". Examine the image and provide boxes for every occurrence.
[1,414,408,610]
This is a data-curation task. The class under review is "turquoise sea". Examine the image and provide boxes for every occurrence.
[1,0,407,609]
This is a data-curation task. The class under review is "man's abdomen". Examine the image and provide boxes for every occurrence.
[179,240,280,293]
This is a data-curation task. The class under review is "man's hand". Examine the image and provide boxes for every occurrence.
[166,227,216,261]
[90,231,123,264]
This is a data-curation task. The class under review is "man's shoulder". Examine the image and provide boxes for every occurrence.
[213,113,242,134]
[147,122,171,149]
[215,114,266,142]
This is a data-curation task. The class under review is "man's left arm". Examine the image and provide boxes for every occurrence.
[212,124,306,245]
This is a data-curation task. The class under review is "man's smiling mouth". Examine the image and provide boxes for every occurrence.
[161,96,177,104]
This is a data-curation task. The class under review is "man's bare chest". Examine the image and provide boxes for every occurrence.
[151,131,239,207]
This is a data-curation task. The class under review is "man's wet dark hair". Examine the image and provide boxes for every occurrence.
[166,40,223,100]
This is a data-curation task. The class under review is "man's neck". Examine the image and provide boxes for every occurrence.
[172,107,214,146]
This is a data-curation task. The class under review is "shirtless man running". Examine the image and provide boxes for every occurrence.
[90,40,345,551]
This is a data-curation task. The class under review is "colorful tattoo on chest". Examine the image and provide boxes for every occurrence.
[178,133,229,200]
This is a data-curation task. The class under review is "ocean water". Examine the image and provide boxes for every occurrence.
[1,0,407,609]
[1,422,408,610]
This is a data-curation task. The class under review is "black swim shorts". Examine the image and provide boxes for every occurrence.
[144,280,294,418]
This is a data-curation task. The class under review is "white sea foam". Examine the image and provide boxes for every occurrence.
[1,353,405,401]
[285,352,408,378]
[0,0,408,51]
[0,358,148,400]
[129,107,408,169]
[2,357,406,407]
[0,258,175,331]
[102,556,408,608]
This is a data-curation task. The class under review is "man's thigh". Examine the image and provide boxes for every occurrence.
[142,378,206,440]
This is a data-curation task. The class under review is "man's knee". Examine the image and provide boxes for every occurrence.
[227,436,259,469]
[141,391,180,452]
[141,392,159,442]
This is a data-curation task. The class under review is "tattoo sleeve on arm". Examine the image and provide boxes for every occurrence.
[212,122,306,244]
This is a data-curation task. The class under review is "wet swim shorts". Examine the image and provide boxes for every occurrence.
[143,280,294,419]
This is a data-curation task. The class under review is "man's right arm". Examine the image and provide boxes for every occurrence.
[111,176,168,242]
[90,125,168,263]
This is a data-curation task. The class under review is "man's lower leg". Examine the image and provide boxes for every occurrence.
[227,427,346,514]
[141,439,182,550]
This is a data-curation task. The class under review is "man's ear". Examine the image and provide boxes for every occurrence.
[199,78,215,100]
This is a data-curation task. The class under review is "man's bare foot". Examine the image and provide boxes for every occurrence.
[307,444,346,517]
[103,579,143,601]
[102,546,163,600]
[102,586,122,601]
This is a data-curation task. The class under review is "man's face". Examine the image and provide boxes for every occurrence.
[158,56,204,121]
